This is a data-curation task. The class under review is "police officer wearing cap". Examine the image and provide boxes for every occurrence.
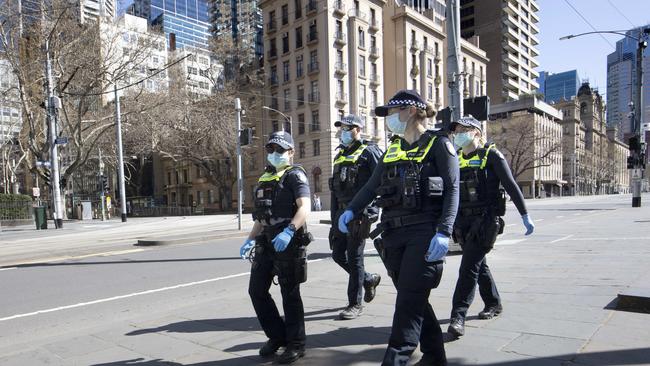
[329,114,383,320]
[339,90,459,366]
[446,116,535,338]
[240,131,313,364]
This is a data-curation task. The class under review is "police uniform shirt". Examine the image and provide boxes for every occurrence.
[330,140,383,221]
[460,147,528,216]
[347,131,459,236]
[266,166,311,221]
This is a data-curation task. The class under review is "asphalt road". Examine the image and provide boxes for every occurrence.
[0,194,648,365]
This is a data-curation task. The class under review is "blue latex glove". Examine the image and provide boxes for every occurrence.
[338,210,354,233]
[425,233,449,262]
[240,239,255,259]
[272,227,295,252]
[522,214,535,235]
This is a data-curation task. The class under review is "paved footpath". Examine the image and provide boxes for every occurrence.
[0,194,649,365]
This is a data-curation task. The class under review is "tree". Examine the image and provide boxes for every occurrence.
[488,118,563,182]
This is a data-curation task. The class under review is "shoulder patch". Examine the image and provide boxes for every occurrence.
[444,141,457,156]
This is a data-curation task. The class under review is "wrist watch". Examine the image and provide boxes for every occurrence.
[287,223,297,233]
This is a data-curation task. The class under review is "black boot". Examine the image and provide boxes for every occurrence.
[447,317,465,337]
[363,273,381,303]
[258,339,285,357]
[414,354,447,366]
[478,304,503,319]
[277,345,305,364]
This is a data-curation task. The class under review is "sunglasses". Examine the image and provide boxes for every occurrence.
[266,145,288,154]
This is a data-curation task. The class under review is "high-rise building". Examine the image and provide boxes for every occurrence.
[537,70,581,104]
[460,0,540,103]
[0,59,22,145]
[211,0,264,62]
[80,0,116,23]
[129,0,212,50]
[606,25,650,140]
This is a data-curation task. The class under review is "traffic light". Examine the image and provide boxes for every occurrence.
[43,169,51,187]
[627,156,636,169]
[239,127,254,146]
[99,175,109,193]
[628,136,641,152]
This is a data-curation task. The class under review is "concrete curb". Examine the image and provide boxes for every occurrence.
[135,231,248,246]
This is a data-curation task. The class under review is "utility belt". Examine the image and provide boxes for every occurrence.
[369,212,440,239]
[459,206,489,217]
[254,224,313,285]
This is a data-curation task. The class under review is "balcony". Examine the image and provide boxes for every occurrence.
[333,0,345,16]
[308,61,319,75]
[410,40,420,52]
[334,62,347,75]
[369,46,380,59]
[334,31,347,45]
[306,0,317,15]
[267,20,277,33]
[369,74,380,86]
[348,8,368,21]
[308,92,320,103]
[267,76,279,87]
[335,92,348,105]
[434,52,441,63]
[267,50,277,61]
[307,31,318,45]
[369,18,379,32]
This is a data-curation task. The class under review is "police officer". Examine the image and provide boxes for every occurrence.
[447,116,535,338]
[240,131,312,364]
[329,114,383,320]
[339,90,459,366]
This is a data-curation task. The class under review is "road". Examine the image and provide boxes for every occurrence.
[0,194,649,365]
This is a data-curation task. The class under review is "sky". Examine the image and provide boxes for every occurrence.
[537,0,650,97]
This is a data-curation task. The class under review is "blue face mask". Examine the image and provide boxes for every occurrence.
[267,152,290,168]
[386,112,407,135]
[340,130,355,146]
[453,132,474,148]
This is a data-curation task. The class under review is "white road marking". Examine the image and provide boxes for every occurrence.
[573,213,581,216]
[556,216,565,219]
[550,234,574,243]
[0,267,16,272]
[536,219,545,222]
[564,237,650,241]
[506,224,516,227]
[494,239,526,246]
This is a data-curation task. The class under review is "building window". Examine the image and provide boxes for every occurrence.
[272,120,279,132]
[412,78,417,89]
[337,80,344,96]
[299,142,306,158]
[338,109,345,121]
[167,172,171,185]
[295,0,302,18]
[427,82,433,101]
[295,26,302,48]
[427,58,433,77]
[358,27,365,48]
[359,55,365,76]
[311,110,320,131]
[282,4,289,25]
[373,117,379,136]
[283,61,290,82]
[282,32,289,54]
[183,169,189,183]
[208,189,214,204]
[197,191,204,205]
[337,49,343,64]
[298,113,305,134]
[269,38,277,57]
[284,89,291,111]
[359,84,366,106]
[296,55,303,77]
[313,171,322,192]
[371,90,377,107]
[270,65,278,84]
[297,84,305,106]
[312,139,320,156]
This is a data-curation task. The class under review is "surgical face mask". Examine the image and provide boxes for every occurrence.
[340,130,355,146]
[386,112,407,135]
[453,132,474,148]
[267,151,290,168]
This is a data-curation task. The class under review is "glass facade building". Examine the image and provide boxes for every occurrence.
[130,0,212,50]
[536,70,580,104]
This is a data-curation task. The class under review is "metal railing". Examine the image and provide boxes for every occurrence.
[0,200,33,221]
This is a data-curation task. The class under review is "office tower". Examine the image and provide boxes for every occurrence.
[537,70,581,104]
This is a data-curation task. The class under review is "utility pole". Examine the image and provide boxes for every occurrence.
[235,98,243,231]
[45,39,64,228]
[631,36,647,207]
[99,149,106,221]
[446,0,463,122]
[114,83,128,221]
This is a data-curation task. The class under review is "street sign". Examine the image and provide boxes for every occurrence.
[55,137,68,145]
[35,161,51,168]
[32,187,40,197]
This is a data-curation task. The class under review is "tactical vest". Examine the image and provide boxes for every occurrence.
[329,142,368,205]
[458,143,505,214]
[253,165,305,224]
[376,132,443,210]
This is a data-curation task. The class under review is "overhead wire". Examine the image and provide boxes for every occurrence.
[606,0,636,29]
[562,0,614,47]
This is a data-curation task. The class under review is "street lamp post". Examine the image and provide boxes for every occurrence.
[561,28,649,207]
[262,105,292,134]
[113,83,128,221]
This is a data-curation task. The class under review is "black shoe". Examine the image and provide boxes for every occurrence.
[277,345,305,364]
[363,273,381,303]
[258,339,285,357]
[413,354,446,366]
[478,304,503,319]
[339,304,364,320]
[447,317,465,337]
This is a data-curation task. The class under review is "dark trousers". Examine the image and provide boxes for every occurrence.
[330,225,372,306]
[381,224,446,366]
[248,241,305,347]
[450,216,501,320]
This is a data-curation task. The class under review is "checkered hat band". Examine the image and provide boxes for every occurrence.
[268,138,290,146]
[387,99,427,110]
[342,117,358,124]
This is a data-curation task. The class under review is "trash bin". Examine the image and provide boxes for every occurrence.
[34,206,47,230]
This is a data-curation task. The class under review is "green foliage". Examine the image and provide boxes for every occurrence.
[0,194,33,220]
